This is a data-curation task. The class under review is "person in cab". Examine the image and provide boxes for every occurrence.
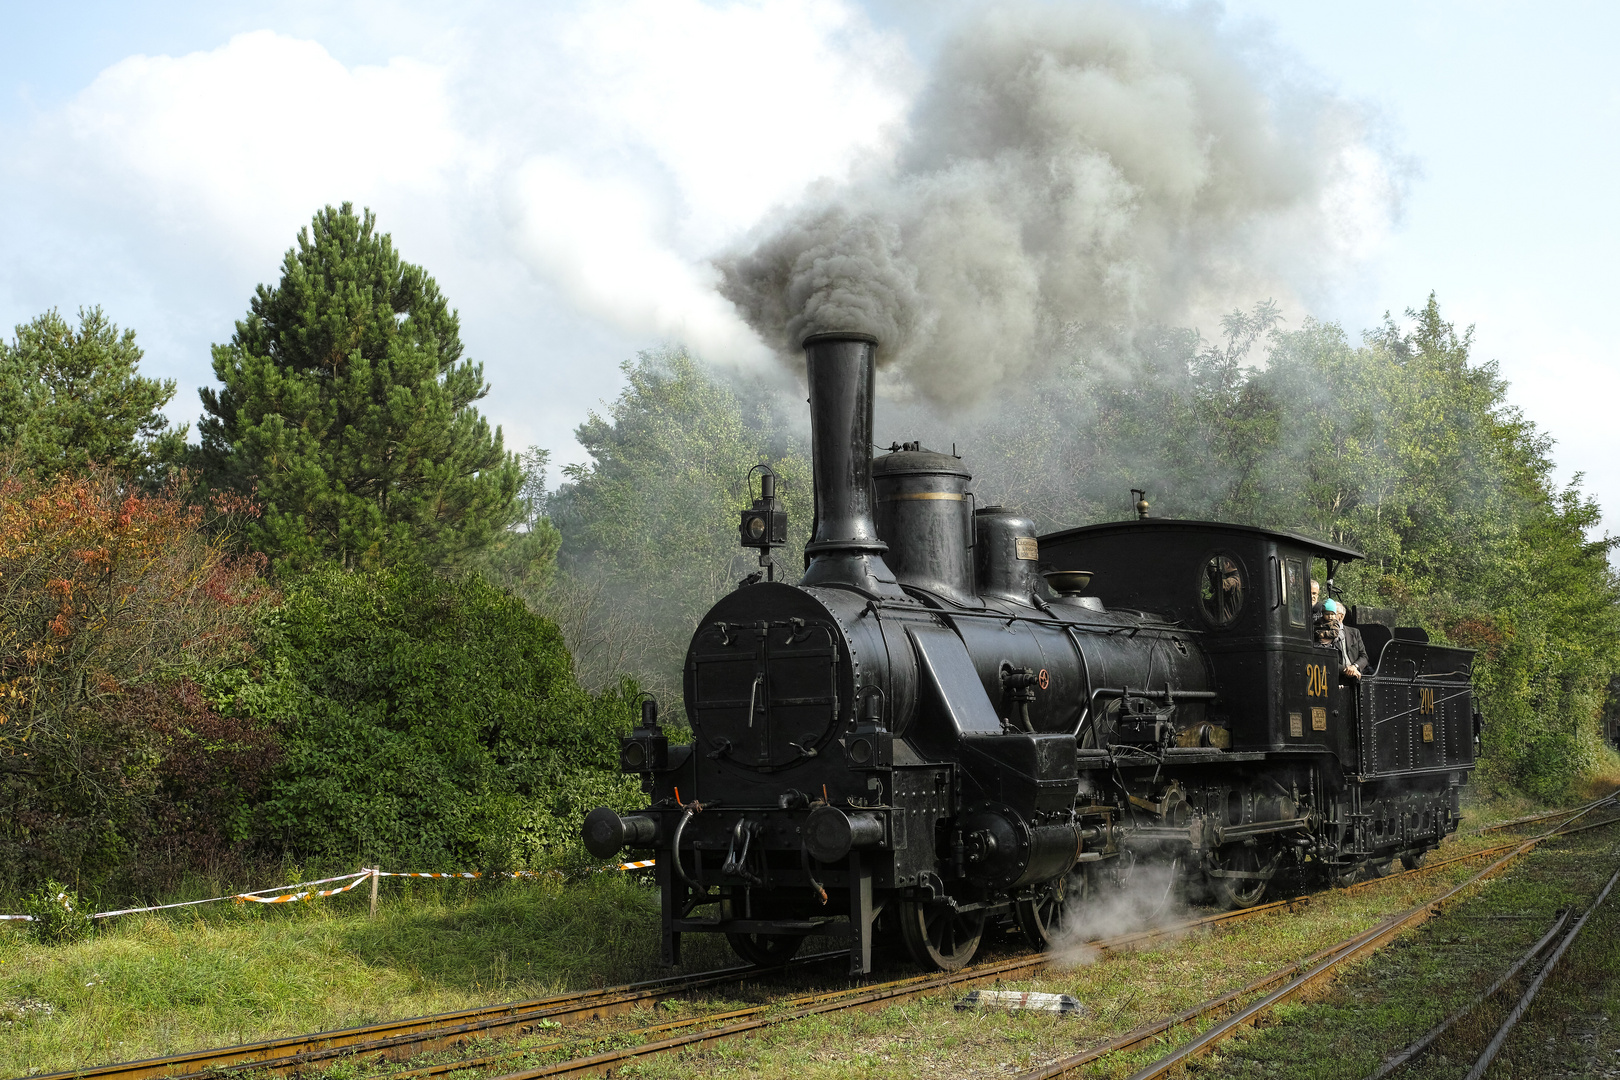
[1317,599,1371,680]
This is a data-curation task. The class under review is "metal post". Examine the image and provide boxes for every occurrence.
[849,852,873,976]
[369,867,380,919]
[658,854,682,967]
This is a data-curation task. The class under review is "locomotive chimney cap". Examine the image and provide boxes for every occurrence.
[801,330,879,347]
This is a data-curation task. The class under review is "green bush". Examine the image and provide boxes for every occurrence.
[211,563,641,872]
[21,880,94,944]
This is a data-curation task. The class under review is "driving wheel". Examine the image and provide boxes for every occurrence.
[898,899,986,971]
[1015,867,1092,950]
[1400,849,1428,871]
[1209,844,1271,909]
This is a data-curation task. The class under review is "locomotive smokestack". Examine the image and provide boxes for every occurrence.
[800,332,905,598]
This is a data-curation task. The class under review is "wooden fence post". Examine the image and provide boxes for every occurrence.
[369,867,380,919]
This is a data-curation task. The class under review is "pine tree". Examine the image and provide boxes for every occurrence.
[199,204,520,570]
[0,307,186,484]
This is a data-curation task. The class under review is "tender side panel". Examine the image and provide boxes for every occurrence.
[1356,641,1475,779]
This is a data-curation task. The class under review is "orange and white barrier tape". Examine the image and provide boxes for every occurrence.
[234,872,374,905]
[2,858,659,923]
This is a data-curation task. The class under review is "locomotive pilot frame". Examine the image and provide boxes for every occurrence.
[583,332,1480,976]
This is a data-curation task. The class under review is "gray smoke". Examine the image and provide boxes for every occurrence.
[717,0,1393,405]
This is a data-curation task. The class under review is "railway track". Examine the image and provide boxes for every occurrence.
[40,800,1616,1080]
[1363,858,1620,1080]
[26,952,856,1080]
[1472,792,1617,835]
[1018,802,1620,1080]
[349,817,1620,1080]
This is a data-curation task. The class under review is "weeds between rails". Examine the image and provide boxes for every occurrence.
[24,953,856,1080]
[35,797,1616,1080]
[1362,852,1620,1080]
[1020,809,1620,1080]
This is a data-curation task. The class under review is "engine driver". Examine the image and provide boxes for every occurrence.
[1316,598,1371,679]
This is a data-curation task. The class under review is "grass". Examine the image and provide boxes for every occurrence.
[1,779,1615,1079]
[0,874,734,1077]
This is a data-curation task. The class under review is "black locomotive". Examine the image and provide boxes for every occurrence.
[583,332,1480,975]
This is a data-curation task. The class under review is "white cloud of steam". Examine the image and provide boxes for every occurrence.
[1048,858,1187,969]
[717,0,1401,405]
[508,156,772,365]
[476,0,916,369]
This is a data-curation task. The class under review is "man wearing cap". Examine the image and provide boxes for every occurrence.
[1319,599,1371,679]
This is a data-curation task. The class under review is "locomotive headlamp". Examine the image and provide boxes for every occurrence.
[619,696,668,777]
[739,466,789,582]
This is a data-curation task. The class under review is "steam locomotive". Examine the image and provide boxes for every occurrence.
[583,332,1480,975]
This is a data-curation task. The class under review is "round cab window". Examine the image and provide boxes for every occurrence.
[1199,554,1245,627]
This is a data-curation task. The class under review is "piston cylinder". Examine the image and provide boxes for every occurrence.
[804,805,885,863]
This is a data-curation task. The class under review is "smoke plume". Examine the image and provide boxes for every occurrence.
[717,1,1396,405]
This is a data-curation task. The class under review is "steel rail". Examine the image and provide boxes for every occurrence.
[431,817,1618,1080]
[324,815,1620,1080]
[1462,860,1620,1080]
[1363,908,1572,1079]
[383,896,1325,1080]
[1110,813,1620,1080]
[25,951,851,1080]
[1473,792,1616,835]
[1017,916,1414,1080]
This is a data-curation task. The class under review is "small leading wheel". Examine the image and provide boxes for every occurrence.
[898,899,986,972]
[1400,849,1428,872]
[1209,844,1271,909]
[1016,868,1092,950]
[725,931,804,967]
[721,896,805,967]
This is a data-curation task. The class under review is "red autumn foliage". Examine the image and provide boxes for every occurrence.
[0,459,274,893]
[1443,614,1509,662]
[121,679,282,879]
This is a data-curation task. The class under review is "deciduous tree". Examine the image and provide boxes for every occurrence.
[0,462,269,894]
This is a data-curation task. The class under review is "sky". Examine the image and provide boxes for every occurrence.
[1,0,1615,536]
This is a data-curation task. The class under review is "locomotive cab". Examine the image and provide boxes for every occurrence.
[1041,520,1363,753]
[1042,518,1476,880]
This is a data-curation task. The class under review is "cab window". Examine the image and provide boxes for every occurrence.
[1285,558,1306,627]
[1199,554,1245,627]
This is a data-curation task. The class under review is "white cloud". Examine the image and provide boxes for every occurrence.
[0,0,912,466]
[557,0,912,249]
[51,30,465,250]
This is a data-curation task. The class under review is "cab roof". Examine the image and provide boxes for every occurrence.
[1040,518,1365,563]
